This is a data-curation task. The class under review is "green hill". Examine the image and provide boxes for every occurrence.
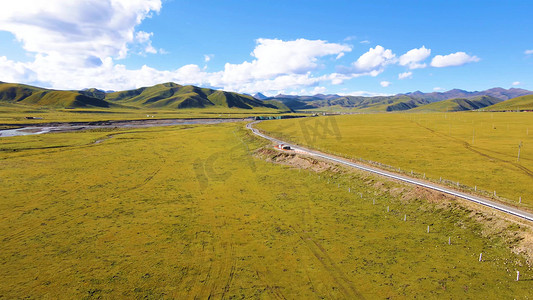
[0,82,290,112]
[0,82,113,108]
[105,82,288,111]
[410,96,502,112]
[485,95,533,111]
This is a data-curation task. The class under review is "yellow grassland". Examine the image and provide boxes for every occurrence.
[0,122,531,298]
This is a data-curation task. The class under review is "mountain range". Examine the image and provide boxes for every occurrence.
[259,87,533,112]
[409,96,503,112]
[0,81,290,112]
[1,81,532,113]
[402,87,531,102]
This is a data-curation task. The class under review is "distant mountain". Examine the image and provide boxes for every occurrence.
[312,95,429,112]
[253,92,268,100]
[485,95,533,111]
[268,87,533,112]
[258,94,429,112]
[403,88,532,103]
[410,96,503,112]
[268,93,341,101]
[0,82,290,112]
[258,93,342,111]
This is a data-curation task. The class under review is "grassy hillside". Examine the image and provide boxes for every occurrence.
[259,99,292,112]
[0,123,530,298]
[105,82,289,111]
[411,96,502,112]
[0,82,113,108]
[485,95,533,111]
[0,82,290,113]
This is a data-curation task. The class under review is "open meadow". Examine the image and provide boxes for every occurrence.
[256,112,533,211]
[0,121,531,298]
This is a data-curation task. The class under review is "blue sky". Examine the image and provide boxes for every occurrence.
[0,0,531,96]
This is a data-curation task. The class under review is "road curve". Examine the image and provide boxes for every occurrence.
[247,121,533,222]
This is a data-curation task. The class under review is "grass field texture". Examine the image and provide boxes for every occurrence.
[0,122,531,298]
[256,112,533,210]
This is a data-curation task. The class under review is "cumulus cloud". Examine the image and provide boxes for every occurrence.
[335,45,396,81]
[311,86,327,95]
[430,52,480,67]
[0,0,162,60]
[525,50,533,55]
[247,38,351,78]
[512,81,521,86]
[135,31,157,54]
[204,54,214,62]
[0,56,38,83]
[399,46,430,69]
[380,81,391,87]
[398,71,412,80]
[202,38,352,93]
[352,45,396,73]
[135,31,152,43]
[324,73,354,85]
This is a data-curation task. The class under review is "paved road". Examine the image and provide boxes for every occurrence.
[247,121,533,222]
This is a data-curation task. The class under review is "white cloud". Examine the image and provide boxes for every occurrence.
[380,81,391,87]
[335,45,396,79]
[525,50,533,55]
[247,38,351,78]
[512,81,521,86]
[399,46,430,69]
[398,71,412,80]
[360,40,370,44]
[202,38,352,93]
[430,52,480,67]
[324,73,354,85]
[433,87,445,92]
[0,0,162,60]
[136,31,157,54]
[311,86,327,95]
[136,31,152,43]
[352,45,396,73]
[0,56,38,83]
[344,36,356,41]
[204,54,214,62]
